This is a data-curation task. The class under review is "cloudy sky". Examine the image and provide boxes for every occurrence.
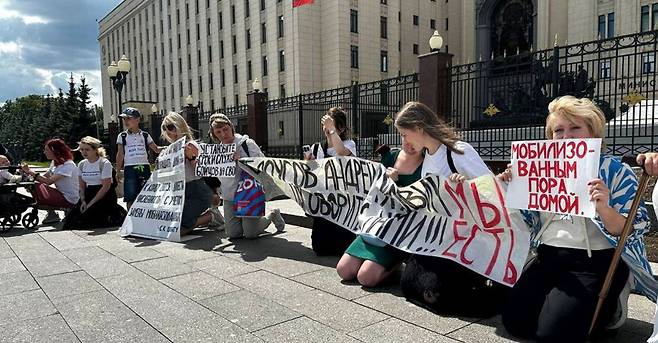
[0,0,122,106]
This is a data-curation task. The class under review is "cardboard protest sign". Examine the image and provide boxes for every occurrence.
[239,156,530,286]
[195,143,236,177]
[506,138,601,218]
[120,137,186,241]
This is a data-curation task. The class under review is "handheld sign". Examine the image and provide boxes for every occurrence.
[120,137,186,241]
[506,138,601,218]
[195,143,236,178]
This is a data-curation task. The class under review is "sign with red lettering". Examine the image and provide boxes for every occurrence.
[506,138,601,218]
[239,157,531,286]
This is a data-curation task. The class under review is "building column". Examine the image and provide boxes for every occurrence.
[247,91,268,151]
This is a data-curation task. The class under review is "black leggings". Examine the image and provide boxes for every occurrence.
[502,245,629,343]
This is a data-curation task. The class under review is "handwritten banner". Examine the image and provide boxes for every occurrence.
[195,143,236,178]
[120,137,186,242]
[506,138,601,218]
[239,157,530,286]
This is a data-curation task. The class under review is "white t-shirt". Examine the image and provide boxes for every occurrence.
[48,160,80,204]
[0,170,20,184]
[116,130,154,166]
[539,212,612,250]
[421,141,491,179]
[79,158,113,186]
[312,139,358,159]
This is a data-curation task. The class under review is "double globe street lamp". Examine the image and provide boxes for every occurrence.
[107,55,131,129]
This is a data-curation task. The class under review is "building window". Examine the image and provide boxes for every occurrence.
[430,19,436,29]
[246,29,251,49]
[198,49,201,65]
[413,15,419,26]
[413,43,418,54]
[642,5,650,32]
[221,69,225,86]
[380,50,388,72]
[261,23,267,43]
[280,84,286,98]
[219,11,223,29]
[207,18,211,33]
[195,0,199,14]
[598,14,606,38]
[199,76,203,93]
[233,65,238,83]
[599,60,611,79]
[262,56,268,76]
[232,35,237,54]
[350,45,359,68]
[208,45,212,63]
[278,16,284,38]
[380,16,387,39]
[279,50,285,71]
[445,17,449,30]
[222,96,226,108]
[196,23,200,40]
[220,40,224,58]
[247,60,252,80]
[231,5,235,24]
[245,0,250,17]
[643,53,656,74]
[260,0,265,11]
[234,94,239,105]
[653,4,658,30]
[350,10,358,33]
[210,72,214,89]
[607,12,614,38]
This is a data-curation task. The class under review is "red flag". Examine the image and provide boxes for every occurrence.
[293,0,314,8]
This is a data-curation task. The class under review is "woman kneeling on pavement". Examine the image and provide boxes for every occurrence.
[498,96,657,342]
[336,139,422,287]
[22,139,80,224]
[161,112,215,235]
[63,136,126,230]
[209,113,285,238]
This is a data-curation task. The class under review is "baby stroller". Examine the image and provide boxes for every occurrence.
[0,186,37,231]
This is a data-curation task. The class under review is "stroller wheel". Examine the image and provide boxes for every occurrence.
[22,212,39,230]
[0,217,14,232]
[9,214,20,225]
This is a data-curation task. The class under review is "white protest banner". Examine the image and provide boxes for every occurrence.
[195,143,236,177]
[120,137,186,242]
[506,138,601,218]
[239,157,530,286]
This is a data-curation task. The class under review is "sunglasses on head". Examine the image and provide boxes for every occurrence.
[164,124,176,131]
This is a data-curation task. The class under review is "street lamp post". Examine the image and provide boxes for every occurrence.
[107,55,131,130]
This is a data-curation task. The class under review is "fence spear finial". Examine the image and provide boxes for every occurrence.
[530,44,534,52]
[479,54,482,62]
[491,50,494,60]
[554,33,559,47]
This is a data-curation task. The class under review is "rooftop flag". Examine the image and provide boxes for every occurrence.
[293,0,314,8]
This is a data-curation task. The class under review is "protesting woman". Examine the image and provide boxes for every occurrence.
[63,136,125,230]
[161,112,214,235]
[499,96,657,341]
[209,113,285,239]
[304,107,359,256]
[22,139,80,224]
[336,139,422,287]
[393,102,505,317]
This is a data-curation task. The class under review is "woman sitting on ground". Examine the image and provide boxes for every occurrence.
[499,96,657,342]
[337,140,423,287]
[22,139,80,224]
[161,112,215,235]
[63,136,126,230]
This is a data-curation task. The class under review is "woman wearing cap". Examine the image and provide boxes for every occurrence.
[161,112,216,235]
[62,136,126,230]
[209,113,285,239]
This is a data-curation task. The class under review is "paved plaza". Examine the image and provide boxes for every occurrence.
[0,199,655,342]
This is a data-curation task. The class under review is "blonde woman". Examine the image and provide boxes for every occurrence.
[63,136,126,230]
[499,96,656,341]
[160,112,216,235]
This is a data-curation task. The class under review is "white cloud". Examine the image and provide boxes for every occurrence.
[0,40,21,56]
[0,1,49,25]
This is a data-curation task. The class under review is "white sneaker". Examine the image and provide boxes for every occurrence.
[42,210,61,224]
[268,209,285,232]
[606,276,632,330]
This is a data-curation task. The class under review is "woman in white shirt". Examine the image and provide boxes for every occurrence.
[63,136,126,230]
[305,107,358,256]
[22,139,80,224]
[394,101,507,317]
[161,112,214,235]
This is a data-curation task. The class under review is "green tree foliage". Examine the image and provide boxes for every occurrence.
[0,75,102,161]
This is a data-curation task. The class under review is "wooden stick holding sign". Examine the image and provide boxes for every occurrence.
[589,168,651,335]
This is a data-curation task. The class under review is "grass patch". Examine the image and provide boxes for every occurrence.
[23,161,49,168]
